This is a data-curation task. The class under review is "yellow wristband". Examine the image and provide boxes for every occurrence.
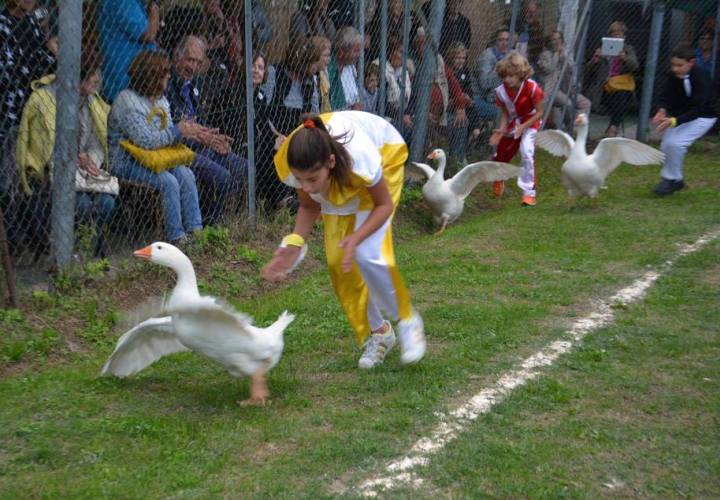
[669,117,677,128]
[281,233,305,247]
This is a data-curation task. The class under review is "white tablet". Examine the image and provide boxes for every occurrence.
[601,37,624,57]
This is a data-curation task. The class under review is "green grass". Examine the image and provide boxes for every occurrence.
[1,144,719,497]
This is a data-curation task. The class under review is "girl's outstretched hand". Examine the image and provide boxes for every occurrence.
[338,236,359,273]
[262,246,301,282]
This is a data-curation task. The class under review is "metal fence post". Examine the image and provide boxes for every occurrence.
[711,0,720,82]
[637,0,665,142]
[409,0,445,162]
[508,0,520,43]
[244,0,256,225]
[357,0,366,105]
[567,0,593,126]
[51,0,82,272]
[378,0,388,117]
[399,0,411,136]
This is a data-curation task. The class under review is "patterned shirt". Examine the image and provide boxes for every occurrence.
[0,8,55,132]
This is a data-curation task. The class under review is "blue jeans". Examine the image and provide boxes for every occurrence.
[76,192,117,255]
[473,97,500,121]
[76,192,116,228]
[447,122,469,160]
[191,148,247,225]
[112,155,202,242]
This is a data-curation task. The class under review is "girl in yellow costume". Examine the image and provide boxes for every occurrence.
[262,111,426,369]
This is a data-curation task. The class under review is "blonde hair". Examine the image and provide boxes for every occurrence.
[495,51,533,80]
[310,35,331,54]
[608,21,627,36]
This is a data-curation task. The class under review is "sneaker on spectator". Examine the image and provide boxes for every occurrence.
[493,180,505,198]
[358,322,396,369]
[398,309,426,365]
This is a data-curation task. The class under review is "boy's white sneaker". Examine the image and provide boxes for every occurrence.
[398,309,426,365]
[358,322,396,369]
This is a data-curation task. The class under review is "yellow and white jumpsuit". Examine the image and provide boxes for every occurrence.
[274,111,417,344]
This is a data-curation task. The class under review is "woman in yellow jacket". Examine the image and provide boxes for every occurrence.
[262,111,426,369]
[16,50,117,256]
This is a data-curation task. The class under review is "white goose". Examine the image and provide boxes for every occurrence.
[408,148,522,234]
[535,113,665,200]
[101,242,295,406]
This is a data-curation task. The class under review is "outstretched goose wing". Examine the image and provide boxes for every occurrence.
[406,161,436,182]
[535,130,575,157]
[592,138,665,177]
[449,161,523,199]
[101,317,188,377]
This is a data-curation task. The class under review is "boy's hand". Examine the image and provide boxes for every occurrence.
[655,117,674,133]
[514,123,528,139]
[489,130,503,146]
[652,109,667,124]
[262,246,301,282]
[338,235,359,273]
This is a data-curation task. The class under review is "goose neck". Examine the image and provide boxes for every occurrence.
[172,257,199,298]
[575,125,589,155]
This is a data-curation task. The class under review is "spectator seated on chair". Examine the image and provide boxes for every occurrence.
[267,39,321,134]
[361,62,380,114]
[371,41,412,126]
[446,41,487,157]
[536,31,591,131]
[584,20,639,137]
[0,0,57,252]
[411,27,470,162]
[328,26,363,111]
[15,49,117,258]
[108,51,206,246]
[167,35,246,226]
[474,28,509,125]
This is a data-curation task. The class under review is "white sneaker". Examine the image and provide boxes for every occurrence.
[398,309,426,365]
[358,322,396,369]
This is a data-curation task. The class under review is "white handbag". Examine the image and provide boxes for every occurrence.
[75,167,120,196]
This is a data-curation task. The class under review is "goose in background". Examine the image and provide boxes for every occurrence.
[101,242,294,406]
[536,114,665,201]
[408,149,522,234]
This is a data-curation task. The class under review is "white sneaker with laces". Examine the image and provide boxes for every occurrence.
[358,322,396,369]
[398,309,426,365]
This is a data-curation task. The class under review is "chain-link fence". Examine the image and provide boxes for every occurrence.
[1,0,719,305]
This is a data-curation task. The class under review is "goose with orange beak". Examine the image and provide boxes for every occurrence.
[101,242,295,406]
[536,114,665,201]
[407,148,522,235]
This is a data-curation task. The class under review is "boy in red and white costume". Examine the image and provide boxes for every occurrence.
[489,52,545,206]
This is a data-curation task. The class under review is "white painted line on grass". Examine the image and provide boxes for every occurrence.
[356,229,720,497]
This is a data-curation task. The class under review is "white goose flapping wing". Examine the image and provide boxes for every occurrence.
[449,161,522,199]
[591,138,665,177]
[535,130,575,157]
[168,296,256,336]
[406,161,436,182]
[101,317,188,377]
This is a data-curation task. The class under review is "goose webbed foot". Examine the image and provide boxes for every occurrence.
[239,372,270,407]
[433,217,449,236]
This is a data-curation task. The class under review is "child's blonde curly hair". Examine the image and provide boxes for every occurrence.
[495,51,534,80]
